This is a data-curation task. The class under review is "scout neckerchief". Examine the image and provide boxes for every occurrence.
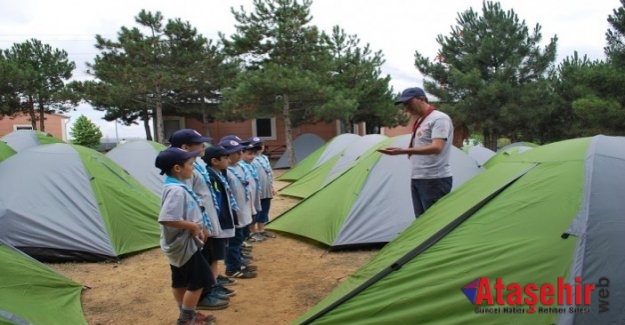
[209,167,240,212]
[254,154,273,187]
[163,176,213,233]
[227,164,251,201]
[240,160,261,197]
[408,106,435,158]
[193,161,220,216]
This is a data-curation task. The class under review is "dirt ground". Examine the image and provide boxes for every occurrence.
[50,171,378,325]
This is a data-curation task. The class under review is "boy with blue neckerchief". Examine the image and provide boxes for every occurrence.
[247,137,277,239]
[219,136,258,279]
[169,129,232,310]
[154,147,216,325]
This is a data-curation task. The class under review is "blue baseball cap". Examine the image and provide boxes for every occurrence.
[246,136,264,147]
[154,147,201,175]
[220,135,250,146]
[202,145,229,164]
[394,87,426,105]
[169,129,212,147]
[218,138,245,154]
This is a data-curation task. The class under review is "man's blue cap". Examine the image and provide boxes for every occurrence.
[169,129,212,147]
[155,147,201,175]
[395,87,426,105]
[218,137,245,154]
[202,145,228,163]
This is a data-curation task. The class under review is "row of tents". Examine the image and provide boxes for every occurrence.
[275,135,624,324]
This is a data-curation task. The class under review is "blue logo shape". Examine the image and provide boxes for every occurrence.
[461,278,481,304]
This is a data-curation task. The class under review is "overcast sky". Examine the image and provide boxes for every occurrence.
[0,0,619,140]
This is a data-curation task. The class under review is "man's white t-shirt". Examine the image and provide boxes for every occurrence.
[410,110,454,179]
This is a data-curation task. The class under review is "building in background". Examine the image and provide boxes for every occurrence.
[0,113,70,141]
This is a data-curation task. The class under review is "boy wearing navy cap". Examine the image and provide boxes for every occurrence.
[168,128,231,310]
[154,147,216,325]
[247,137,277,239]
[219,137,258,279]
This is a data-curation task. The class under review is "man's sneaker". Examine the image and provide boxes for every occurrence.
[212,285,236,297]
[217,274,236,286]
[197,295,229,310]
[225,268,257,279]
[261,231,277,238]
[241,265,257,272]
[241,241,253,249]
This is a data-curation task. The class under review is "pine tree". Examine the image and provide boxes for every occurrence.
[414,1,557,149]
[70,115,103,149]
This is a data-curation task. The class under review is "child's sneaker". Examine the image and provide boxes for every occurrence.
[212,285,236,297]
[261,231,277,238]
[217,274,236,286]
[225,268,257,279]
[197,295,229,310]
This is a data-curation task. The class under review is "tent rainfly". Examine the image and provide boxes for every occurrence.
[1,130,64,152]
[106,140,167,195]
[268,134,483,247]
[274,133,326,169]
[0,143,161,262]
[279,134,387,199]
[295,135,625,325]
[278,133,360,182]
[0,240,87,325]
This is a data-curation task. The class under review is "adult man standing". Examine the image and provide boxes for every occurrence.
[378,87,454,217]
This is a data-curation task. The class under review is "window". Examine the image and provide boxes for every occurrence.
[252,117,276,140]
[163,117,185,143]
[13,124,33,131]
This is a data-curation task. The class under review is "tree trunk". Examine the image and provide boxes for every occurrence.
[28,96,37,130]
[155,85,164,143]
[283,94,296,167]
[483,128,498,151]
[142,107,153,141]
[38,101,45,132]
[340,119,351,134]
[201,103,211,137]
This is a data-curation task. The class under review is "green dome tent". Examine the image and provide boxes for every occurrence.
[0,143,161,262]
[0,241,87,325]
[274,133,325,169]
[106,140,167,195]
[0,141,16,163]
[295,136,625,324]
[279,134,387,199]
[483,142,538,168]
[1,130,64,152]
[278,133,360,182]
[268,134,483,247]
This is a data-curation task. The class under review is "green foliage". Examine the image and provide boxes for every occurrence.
[414,1,557,149]
[70,115,103,148]
[0,39,77,130]
[605,0,625,66]
[85,10,237,142]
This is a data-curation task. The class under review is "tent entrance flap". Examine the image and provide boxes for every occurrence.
[299,163,538,325]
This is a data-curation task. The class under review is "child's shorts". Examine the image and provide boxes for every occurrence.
[202,237,228,263]
[170,250,212,291]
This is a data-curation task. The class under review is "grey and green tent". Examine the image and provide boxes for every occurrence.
[279,134,387,199]
[0,143,161,262]
[278,133,360,182]
[483,142,538,168]
[0,141,16,163]
[1,130,64,152]
[467,146,495,167]
[295,135,625,324]
[268,134,482,247]
[106,140,167,195]
[0,241,87,325]
[274,133,326,169]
